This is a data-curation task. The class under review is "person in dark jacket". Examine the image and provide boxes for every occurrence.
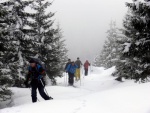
[66,61,78,86]
[24,59,53,102]
[64,59,71,71]
[75,57,82,81]
[84,60,90,76]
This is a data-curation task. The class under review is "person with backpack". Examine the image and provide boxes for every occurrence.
[84,60,90,76]
[75,57,82,81]
[66,61,78,86]
[24,58,53,103]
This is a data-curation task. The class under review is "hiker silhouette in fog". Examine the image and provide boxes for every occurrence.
[75,57,82,81]
[84,60,90,76]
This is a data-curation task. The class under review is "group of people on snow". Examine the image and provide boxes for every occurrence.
[65,57,91,86]
[24,57,90,103]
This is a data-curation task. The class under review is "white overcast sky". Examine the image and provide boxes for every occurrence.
[49,0,132,63]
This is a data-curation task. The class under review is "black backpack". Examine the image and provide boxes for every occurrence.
[31,58,46,70]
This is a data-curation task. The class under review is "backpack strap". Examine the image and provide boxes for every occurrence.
[36,64,42,72]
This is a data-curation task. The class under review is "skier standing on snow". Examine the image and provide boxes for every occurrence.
[24,59,53,103]
[75,57,82,81]
[84,60,90,76]
[66,61,78,86]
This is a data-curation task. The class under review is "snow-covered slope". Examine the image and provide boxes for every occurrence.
[1,66,150,113]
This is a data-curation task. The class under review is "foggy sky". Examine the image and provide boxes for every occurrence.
[49,0,132,63]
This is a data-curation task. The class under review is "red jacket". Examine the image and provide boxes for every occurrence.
[84,61,90,69]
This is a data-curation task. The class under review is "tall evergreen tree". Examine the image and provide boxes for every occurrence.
[94,21,122,68]
[30,0,67,84]
[111,29,128,81]
[116,0,150,82]
[54,25,68,75]
[1,0,35,87]
[0,3,13,101]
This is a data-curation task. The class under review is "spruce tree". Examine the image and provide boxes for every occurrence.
[1,0,35,87]
[94,21,122,68]
[117,0,150,82]
[30,0,68,84]
[54,25,68,76]
[0,3,12,101]
[111,29,128,81]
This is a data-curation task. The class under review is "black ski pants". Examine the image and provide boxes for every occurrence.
[84,68,88,76]
[31,79,50,102]
[68,72,74,85]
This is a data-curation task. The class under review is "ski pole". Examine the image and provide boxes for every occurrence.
[80,68,82,86]
[40,79,50,97]
[64,72,66,86]
[90,65,92,74]
[82,67,84,86]
[65,72,67,86]
[66,72,68,86]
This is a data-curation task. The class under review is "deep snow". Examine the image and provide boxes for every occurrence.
[1,66,150,113]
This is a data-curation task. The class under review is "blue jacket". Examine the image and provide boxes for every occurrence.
[66,64,78,74]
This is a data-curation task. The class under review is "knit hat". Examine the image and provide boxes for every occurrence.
[71,61,75,63]
[29,59,36,63]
